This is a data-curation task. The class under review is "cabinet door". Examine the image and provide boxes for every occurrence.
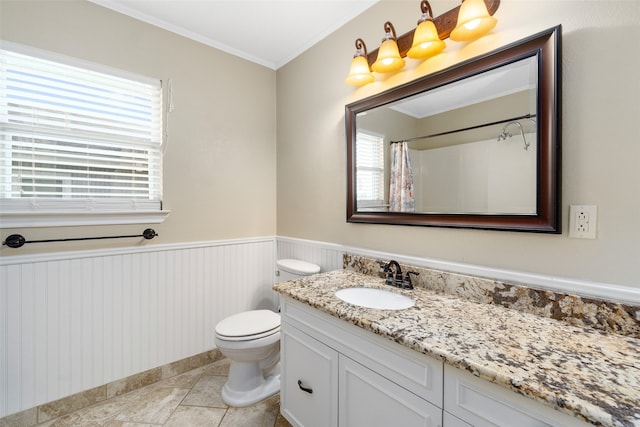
[281,323,339,427]
[339,355,442,427]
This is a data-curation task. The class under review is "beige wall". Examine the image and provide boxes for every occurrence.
[0,0,277,255]
[277,0,640,288]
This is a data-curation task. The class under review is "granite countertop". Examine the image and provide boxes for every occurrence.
[273,270,640,427]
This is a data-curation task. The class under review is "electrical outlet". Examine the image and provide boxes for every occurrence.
[569,205,597,239]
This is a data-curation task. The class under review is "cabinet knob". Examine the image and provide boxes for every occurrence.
[297,380,313,394]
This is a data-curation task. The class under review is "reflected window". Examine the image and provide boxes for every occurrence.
[355,131,385,210]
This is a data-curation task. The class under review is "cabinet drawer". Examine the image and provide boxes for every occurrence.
[444,365,590,427]
[281,322,339,427]
[340,355,442,427]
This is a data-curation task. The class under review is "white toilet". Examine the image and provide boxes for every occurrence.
[214,258,321,407]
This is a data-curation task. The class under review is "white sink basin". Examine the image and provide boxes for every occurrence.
[335,287,415,310]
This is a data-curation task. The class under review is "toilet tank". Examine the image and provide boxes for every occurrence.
[276,259,321,282]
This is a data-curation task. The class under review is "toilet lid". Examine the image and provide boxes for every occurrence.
[215,310,281,338]
[277,259,321,275]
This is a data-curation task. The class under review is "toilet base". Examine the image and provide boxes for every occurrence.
[221,361,281,407]
[222,372,280,407]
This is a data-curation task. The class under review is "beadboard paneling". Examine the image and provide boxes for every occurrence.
[0,237,276,418]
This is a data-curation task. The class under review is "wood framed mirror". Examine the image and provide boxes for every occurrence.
[346,26,561,232]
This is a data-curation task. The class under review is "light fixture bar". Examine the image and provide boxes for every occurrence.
[365,0,500,66]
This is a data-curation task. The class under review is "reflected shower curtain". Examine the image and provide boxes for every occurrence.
[389,142,415,212]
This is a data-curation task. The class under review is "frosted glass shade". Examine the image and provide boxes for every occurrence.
[371,39,405,73]
[345,55,375,86]
[407,19,446,59]
[450,0,497,42]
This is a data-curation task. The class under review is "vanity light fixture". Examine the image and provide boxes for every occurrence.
[371,21,405,73]
[450,0,498,42]
[407,1,445,60]
[345,38,375,86]
[344,0,500,86]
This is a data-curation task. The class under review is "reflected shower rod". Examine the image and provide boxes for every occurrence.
[390,113,536,144]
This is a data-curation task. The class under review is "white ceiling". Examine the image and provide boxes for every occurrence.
[89,0,379,70]
[391,57,538,118]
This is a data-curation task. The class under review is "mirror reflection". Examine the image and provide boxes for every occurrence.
[355,56,538,215]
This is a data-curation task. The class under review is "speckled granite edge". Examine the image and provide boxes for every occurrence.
[344,253,640,339]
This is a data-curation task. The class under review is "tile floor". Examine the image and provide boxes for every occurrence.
[35,358,292,427]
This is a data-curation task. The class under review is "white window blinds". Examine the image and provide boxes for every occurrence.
[0,46,162,213]
[355,131,384,206]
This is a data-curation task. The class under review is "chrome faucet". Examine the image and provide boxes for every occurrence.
[383,260,403,287]
[382,260,416,289]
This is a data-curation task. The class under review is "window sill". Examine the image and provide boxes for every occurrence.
[0,210,171,228]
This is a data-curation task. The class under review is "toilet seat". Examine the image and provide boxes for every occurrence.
[215,309,280,342]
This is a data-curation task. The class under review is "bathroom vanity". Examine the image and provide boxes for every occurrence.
[273,269,639,427]
[281,297,442,426]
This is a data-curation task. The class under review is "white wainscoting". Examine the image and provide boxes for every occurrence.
[0,237,277,418]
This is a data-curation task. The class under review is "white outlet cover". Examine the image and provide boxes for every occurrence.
[569,205,597,239]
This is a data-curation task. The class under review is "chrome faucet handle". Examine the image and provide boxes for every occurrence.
[403,271,418,289]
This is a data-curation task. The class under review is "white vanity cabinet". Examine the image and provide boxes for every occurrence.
[280,297,594,427]
[443,365,591,427]
[280,298,443,427]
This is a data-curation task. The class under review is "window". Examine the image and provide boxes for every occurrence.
[0,43,166,227]
[355,131,385,210]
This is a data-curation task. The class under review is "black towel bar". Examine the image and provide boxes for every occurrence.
[2,228,157,249]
